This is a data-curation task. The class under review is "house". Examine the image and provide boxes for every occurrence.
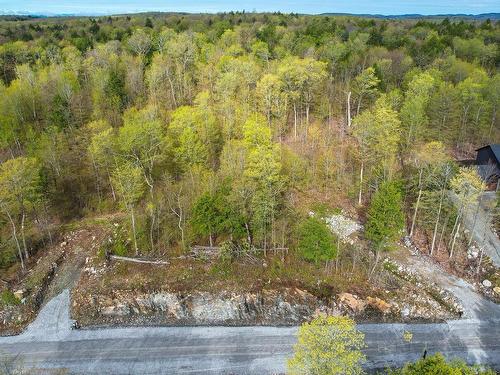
[476,144,500,190]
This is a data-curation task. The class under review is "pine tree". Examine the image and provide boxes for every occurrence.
[297,217,337,265]
[365,180,405,277]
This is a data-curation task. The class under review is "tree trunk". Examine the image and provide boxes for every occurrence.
[369,249,380,280]
[130,207,138,256]
[409,169,423,238]
[358,161,364,206]
[450,222,460,258]
[347,91,352,128]
[20,212,29,260]
[448,209,462,249]
[91,156,102,205]
[437,214,450,253]
[305,104,310,128]
[293,103,297,139]
[176,204,185,249]
[167,73,178,109]
[356,94,363,116]
[149,209,155,252]
[245,222,252,245]
[430,187,445,256]
[107,169,116,201]
[7,211,24,270]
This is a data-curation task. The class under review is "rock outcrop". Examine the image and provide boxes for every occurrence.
[75,288,340,326]
[338,293,366,313]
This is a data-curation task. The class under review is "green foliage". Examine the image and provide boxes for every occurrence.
[353,66,380,113]
[365,180,405,251]
[167,103,222,171]
[400,72,435,147]
[112,163,145,210]
[191,184,246,245]
[352,98,401,171]
[0,157,40,212]
[298,217,337,264]
[388,353,495,375]
[0,13,498,269]
[112,239,129,257]
[450,167,485,207]
[288,315,366,375]
[0,290,20,306]
[118,106,164,181]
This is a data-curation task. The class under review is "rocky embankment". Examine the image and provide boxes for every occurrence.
[72,283,459,327]
[74,288,332,326]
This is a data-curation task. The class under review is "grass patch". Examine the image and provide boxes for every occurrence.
[0,290,20,306]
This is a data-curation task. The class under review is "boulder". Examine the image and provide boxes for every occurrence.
[493,286,500,296]
[401,306,410,318]
[367,297,392,314]
[482,279,492,288]
[338,293,366,313]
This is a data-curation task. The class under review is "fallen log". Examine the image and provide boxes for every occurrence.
[110,255,169,265]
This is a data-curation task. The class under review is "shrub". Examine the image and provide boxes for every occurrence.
[388,353,495,374]
[297,217,338,264]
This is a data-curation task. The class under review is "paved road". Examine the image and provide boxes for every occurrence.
[0,290,499,374]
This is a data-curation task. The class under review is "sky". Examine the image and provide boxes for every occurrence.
[0,0,498,16]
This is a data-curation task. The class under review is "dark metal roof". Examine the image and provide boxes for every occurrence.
[476,144,500,163]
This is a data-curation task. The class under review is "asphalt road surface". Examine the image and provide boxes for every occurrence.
[1,289,499,374]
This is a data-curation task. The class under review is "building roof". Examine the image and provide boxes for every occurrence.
[476,144,500,163]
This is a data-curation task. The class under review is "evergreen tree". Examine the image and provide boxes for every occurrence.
[365,180,405,276]
[297,217,337,265]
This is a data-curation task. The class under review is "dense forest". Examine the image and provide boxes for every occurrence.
[0,12,498,278]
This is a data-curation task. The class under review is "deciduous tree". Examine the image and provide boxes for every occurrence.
[288,315,366,375]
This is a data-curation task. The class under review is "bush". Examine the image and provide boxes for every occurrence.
[297,217,337,264]
[112,239,129,256]
[0,246,17,270]
[388,353,495,374]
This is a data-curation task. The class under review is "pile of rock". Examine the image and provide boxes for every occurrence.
[478,278,500,302]
[383,259,464,318]
[324,213,363,245]
[467,245,481,260]
[337,293,392,315]
[402,236,421,256]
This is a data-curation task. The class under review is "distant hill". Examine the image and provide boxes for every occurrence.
[0,14,42,21]
[0,11,498,20]
[320,13,500,20]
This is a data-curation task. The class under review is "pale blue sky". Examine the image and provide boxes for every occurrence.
[0,0,498,16]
